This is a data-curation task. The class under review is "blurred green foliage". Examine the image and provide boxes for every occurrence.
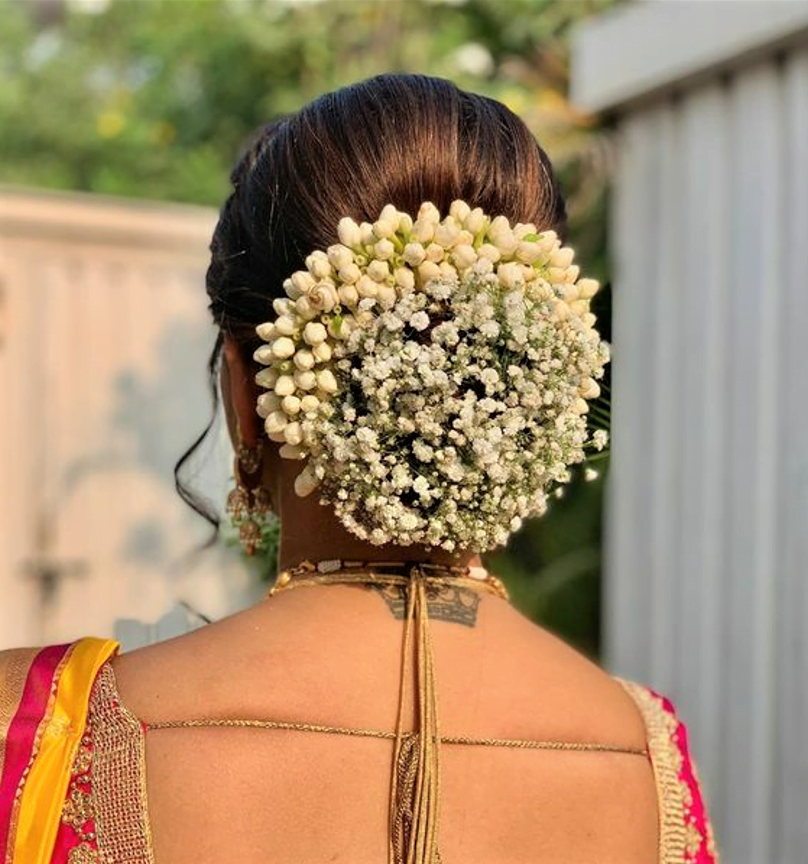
[0,0,617,657]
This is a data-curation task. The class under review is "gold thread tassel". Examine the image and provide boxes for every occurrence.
[389,565,442,864]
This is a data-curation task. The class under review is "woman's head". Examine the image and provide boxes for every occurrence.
[181,73,579,558]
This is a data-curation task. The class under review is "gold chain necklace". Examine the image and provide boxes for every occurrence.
[264,558,507,864]
[265,557,510,601]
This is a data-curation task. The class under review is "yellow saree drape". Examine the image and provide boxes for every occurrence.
[0,637,119,864]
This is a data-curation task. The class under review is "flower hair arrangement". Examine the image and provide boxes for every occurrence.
[253,201,609,552]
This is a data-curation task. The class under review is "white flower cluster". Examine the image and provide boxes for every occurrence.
[253,201,610,552]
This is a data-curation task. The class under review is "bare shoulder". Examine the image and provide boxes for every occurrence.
[480,601,649,750]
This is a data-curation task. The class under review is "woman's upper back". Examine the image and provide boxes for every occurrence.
[0,585,718,863]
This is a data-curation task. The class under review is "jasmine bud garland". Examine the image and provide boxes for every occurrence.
[253,201,610,553]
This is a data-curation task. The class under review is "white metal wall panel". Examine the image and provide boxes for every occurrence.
[0,189,260,649]
[607,51,808,864]
[775,48,808,864]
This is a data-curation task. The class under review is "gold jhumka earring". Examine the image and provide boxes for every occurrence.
[226,439,274,555]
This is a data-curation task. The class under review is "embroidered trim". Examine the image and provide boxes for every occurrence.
[618,680,688,864]
[90,665,155,864]
[5,647,73,864]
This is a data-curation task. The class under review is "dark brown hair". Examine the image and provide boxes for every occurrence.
[177,73,567,534]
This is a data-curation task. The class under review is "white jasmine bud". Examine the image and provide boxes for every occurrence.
[312,341,332,362]
[274,374,295,397]
[571,299,589,316]
[273,297,293,317]
[463,207,486,235]
[395,268,415,292]
[582,312,597,328]
[547,267,568,284]
[303,321,328,345]
[290,271,316,296]
[571,397,589,415]
[539,230,559,252]
[514,222,538,239]
[252,345,274,365]
[356,276,379,298]
[255,322,275,341]
[338,283,359,306]
[372,218,395,239]
[294,369,317,390]
[497,262,523,290]
[515,241,543,265]
[417,202,441,223]
[282,394,301,415]
[579,377,601,399]
[256,392,280,418]
[308,282,337,312]
[439,261,458,280]
[367,259,389,281]
[565,265,580,283]
[283,278,303,300]
[306,251,332,279]
[449,200,471,222]
[300,394,320,413]
[374,238,395,260]
[338,262,361,285]
[577,278,600,299]
[379,203,400,225]
[417,261,441,283]
[294,465,318,497]
[377,284,398,309]
[316,369,338,393]
[255,367,278,388]
[270,336,296,359]
[264,410,287,435]
[293,349,315,371]
[279,443,307,460]
[452,244,478,270]
[274,315,296,336]
[426,243,445,263]
[327,244,354,270]
[477,243,501,263]
[434,218,461,249]
[360,222,376,246]
[411,219,435,244]
[403,243,427,266]
[283,421,303,446]
[337,217,362,249]
[295,296,317,320]
[550,246,575,268]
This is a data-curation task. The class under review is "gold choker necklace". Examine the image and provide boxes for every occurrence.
[266,557,510,601]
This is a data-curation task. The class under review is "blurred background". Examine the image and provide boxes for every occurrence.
[1,1,807,861]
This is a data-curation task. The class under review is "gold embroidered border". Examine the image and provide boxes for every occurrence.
[0,649,39,790]
[618,680,687,864]
[90,664,155,864]
[4,646,72,864]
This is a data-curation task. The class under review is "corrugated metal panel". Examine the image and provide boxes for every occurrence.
[775,47,808,863]
[607,49,808,863]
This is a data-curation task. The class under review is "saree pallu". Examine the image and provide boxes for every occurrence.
[0,638,118,864]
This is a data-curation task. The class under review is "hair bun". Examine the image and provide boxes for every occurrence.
[253,201,609,553]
